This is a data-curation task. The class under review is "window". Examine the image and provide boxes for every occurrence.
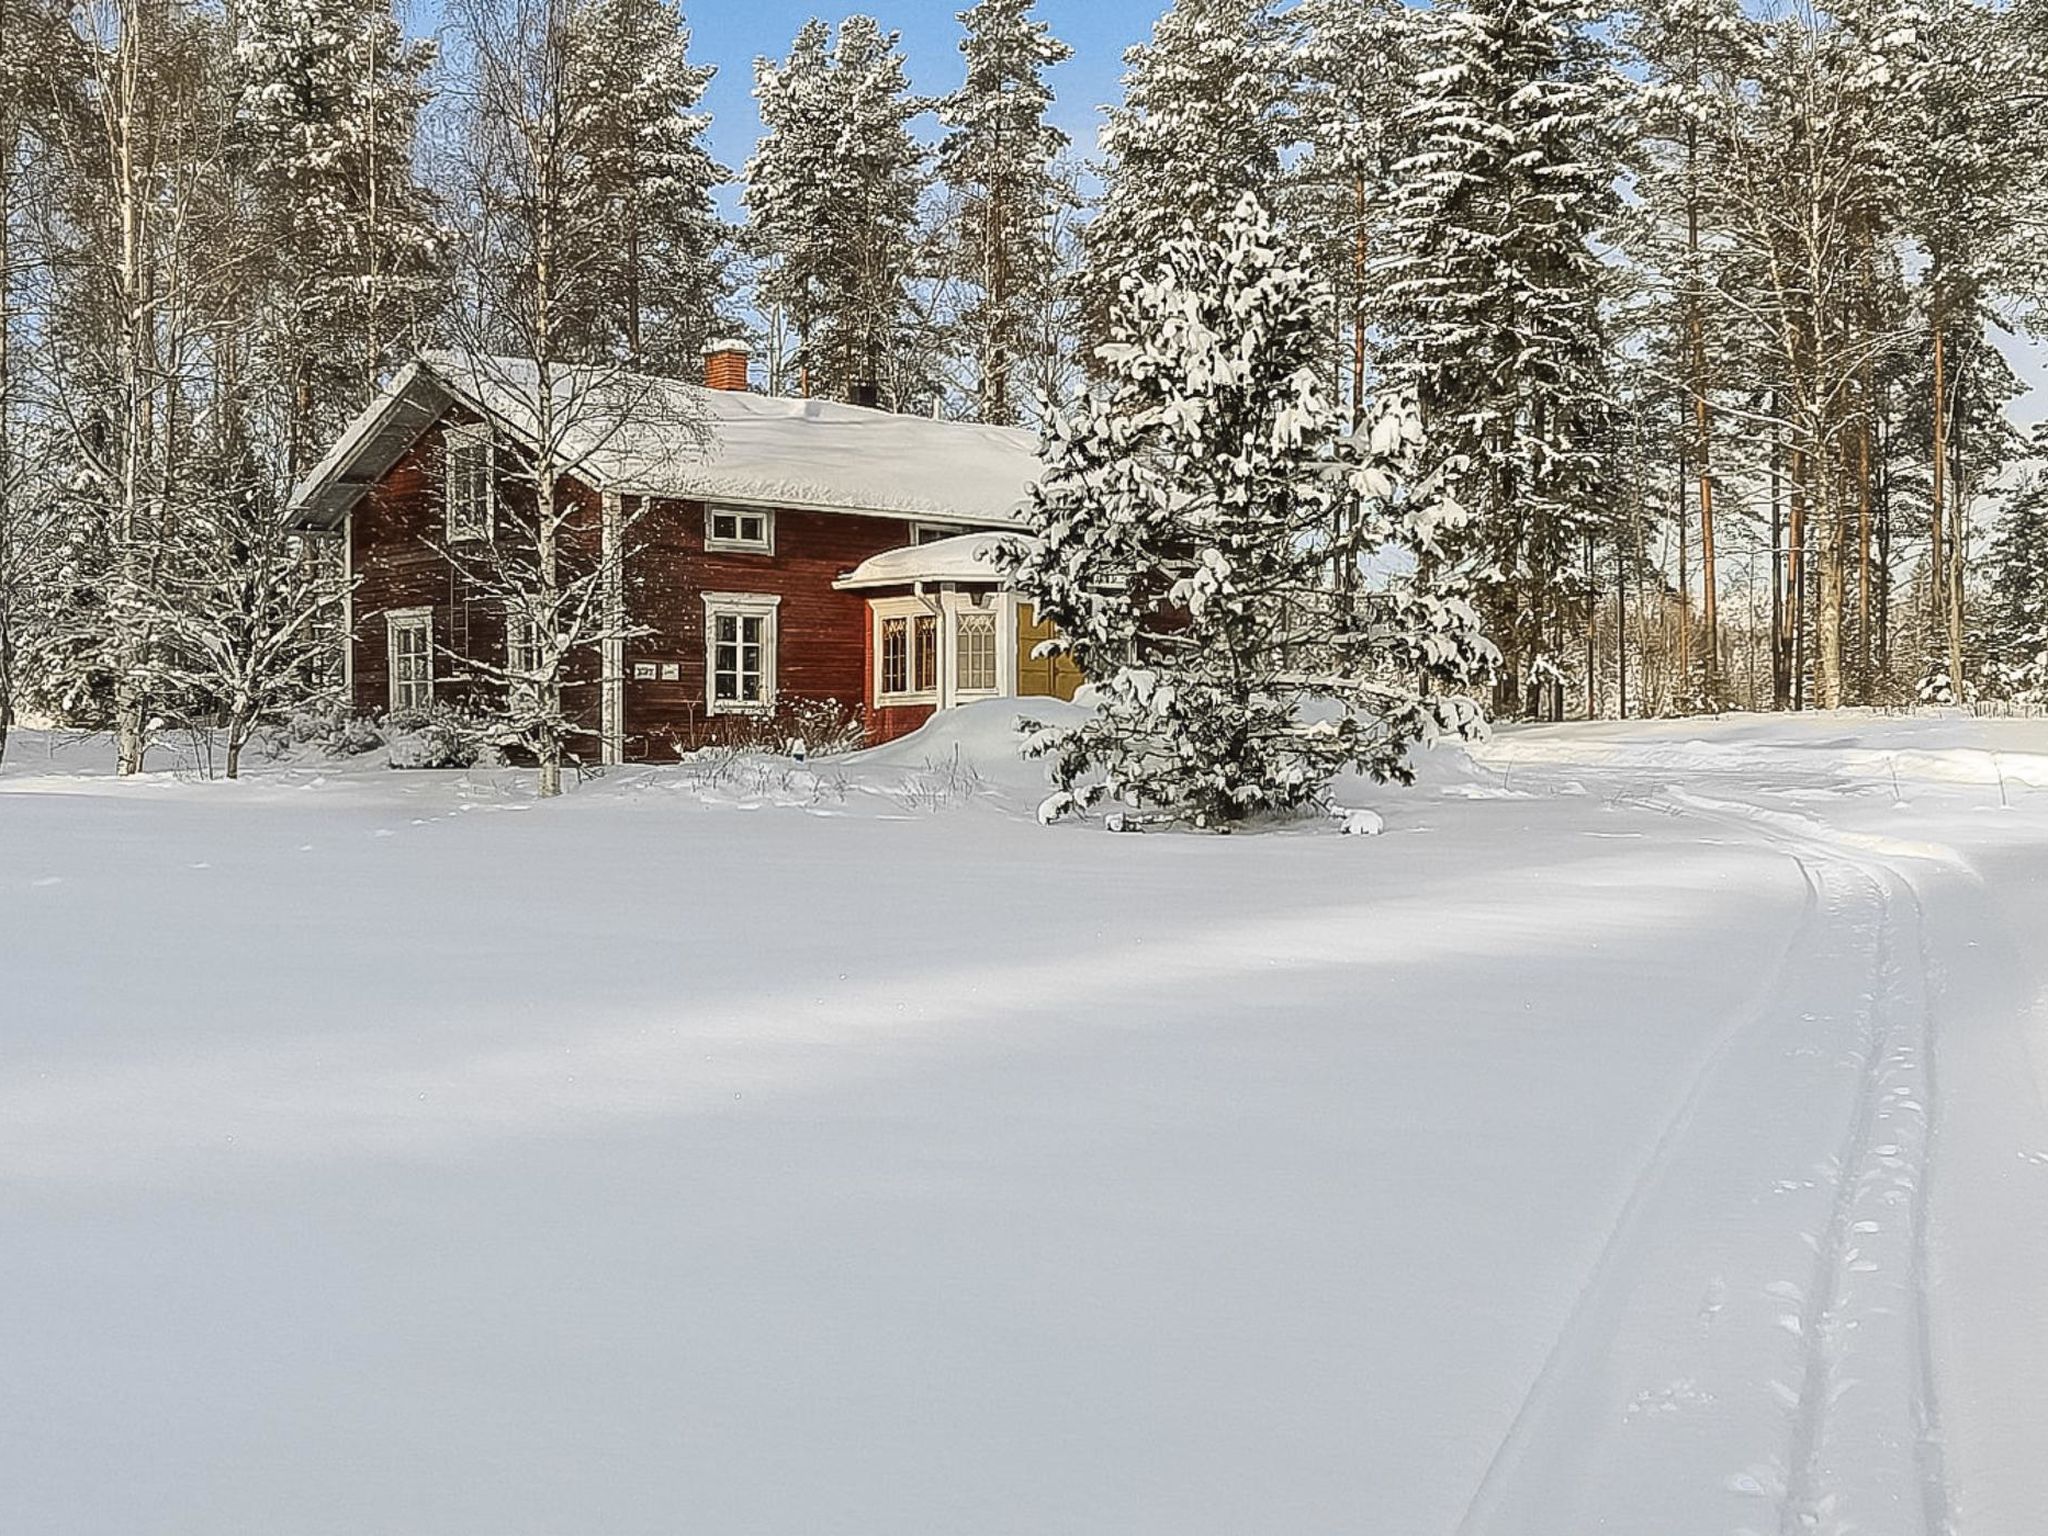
[702,593,779,712]
[706,505,773,553]
[881,616,909,695]
[915,613,937,691]
[386,608,433,712]
[444,423,493,542]
[878,607,940,700]
[911,523,958,546]
[505,610,541,678]
[956,609,997,692]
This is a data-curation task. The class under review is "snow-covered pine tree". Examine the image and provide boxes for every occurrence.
[1085,0,1289,354]
[562,0,727,372]
[233,0,440,470]
[936,0,1072,426]
[1716,0,1925,710]
[1287,0,1413,423]
[825,16,925,406]
[745,16,924,405]
[1621,0,1752,706]
[1381,0,1621,721]
[745,19,836,395]
[1006,193,1493,829]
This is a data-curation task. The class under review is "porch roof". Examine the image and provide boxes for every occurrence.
[833,531,1030,591]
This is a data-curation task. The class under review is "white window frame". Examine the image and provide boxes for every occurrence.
[702,592,781,714]
[704,503,774,554]
[385,606,434,713]
[871,595,943,706]
[953,602,1000,697]
[505,608,543,680]
[443,422,494,543]
[910,522,961,546]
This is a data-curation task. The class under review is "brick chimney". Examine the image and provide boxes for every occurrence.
[703,340,751,392]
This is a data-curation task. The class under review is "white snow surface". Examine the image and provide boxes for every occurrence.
[6,705,2048,1535]
[423,353,1039,523]
[833,530,1025,588]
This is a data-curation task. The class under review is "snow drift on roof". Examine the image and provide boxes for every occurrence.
[834,531,1029,590]
[421,353,1039,525]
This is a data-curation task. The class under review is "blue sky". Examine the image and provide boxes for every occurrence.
[399,0,2047,420]
[683,1,1154,181]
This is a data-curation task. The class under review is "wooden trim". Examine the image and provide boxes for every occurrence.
[384,606,434,713]
[704,503,775,554]
[701,592,781,715]
[600,490,626,764]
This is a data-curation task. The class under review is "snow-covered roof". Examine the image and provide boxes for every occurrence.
[833,531,1029,591]
[287,353,1041,530]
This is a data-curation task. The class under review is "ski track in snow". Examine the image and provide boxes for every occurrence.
[1451,765,1961,1536]
[1667,792,1952,1536]
[1451,841,1826,1536]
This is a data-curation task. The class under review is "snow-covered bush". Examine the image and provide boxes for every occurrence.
[707,696,867,759]
[1003,193,1493,829]
[1915,663,1975,707]
[383,705,507,770]
[270,699,384,757]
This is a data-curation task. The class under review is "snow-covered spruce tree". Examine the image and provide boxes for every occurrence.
[1380,0,1621,721]
[746,16,924,404]
[232,0,441,473]
[1084,0,1289,355]
[1986,442,2048,702]
[562,0,727,371]
[1006,194,1493,829]
[936,0,1072,426]
[1895,0,2048,704]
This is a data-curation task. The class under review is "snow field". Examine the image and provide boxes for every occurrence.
[4,705,2048,1535]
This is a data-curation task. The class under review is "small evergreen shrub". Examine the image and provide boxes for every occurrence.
[383,704,508,770]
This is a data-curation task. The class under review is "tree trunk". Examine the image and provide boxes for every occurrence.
[1616,523,1628,720]
[1771,401,1788,709]
[1584,533,1596,719]
[1350,173,1367,426]
[1931,320,1946,645]
[1946,413,1967,696]
[1791,446,1807,711]
[1687,153,1717,701]
[1857,390,1872,700]
[1814,477,1844,709]
[1676,446,1690,694]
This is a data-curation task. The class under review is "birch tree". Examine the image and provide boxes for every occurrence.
[38,0,223,773]
[442,0,694,796]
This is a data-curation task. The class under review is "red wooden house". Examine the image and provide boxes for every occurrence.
[287,347,1081,761]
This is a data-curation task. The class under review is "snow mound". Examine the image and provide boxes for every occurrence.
[847,697,1088,797]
